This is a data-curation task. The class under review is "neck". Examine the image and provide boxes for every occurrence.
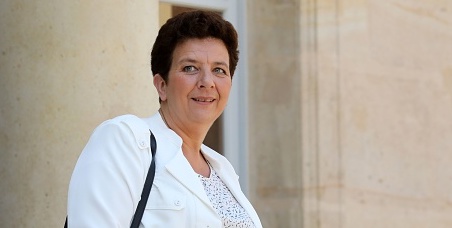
[159,106,212,177]
[158,106,210,155]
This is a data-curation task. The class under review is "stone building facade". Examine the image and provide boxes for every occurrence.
[1,0,451,227]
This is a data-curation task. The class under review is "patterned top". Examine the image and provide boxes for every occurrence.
[198,164,256,228]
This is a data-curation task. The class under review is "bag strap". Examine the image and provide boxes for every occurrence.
[65,130,157,228]
[130,130,157,228]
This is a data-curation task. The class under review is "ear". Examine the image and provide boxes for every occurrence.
[153,74,167,101]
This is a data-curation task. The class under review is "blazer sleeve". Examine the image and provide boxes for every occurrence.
[67,116,151,227]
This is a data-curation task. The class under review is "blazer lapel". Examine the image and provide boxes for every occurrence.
[202,147,263,228]
[165,151,214,210]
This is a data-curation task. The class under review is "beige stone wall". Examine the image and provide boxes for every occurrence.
[247,0,304,227]
[248,0,452,227]
[0,0,159,227]
[336,1,452,227]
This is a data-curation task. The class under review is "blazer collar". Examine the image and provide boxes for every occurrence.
[145,113,216,212]
[144,112,182,147]
[202,146,263,228]
[165,151,216,212]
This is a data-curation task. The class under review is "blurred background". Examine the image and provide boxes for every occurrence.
[1,0,451,227]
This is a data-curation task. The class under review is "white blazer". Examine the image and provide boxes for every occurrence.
[67,113,262,228]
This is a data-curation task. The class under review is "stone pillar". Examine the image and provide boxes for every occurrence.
[247,0,304,227]
[0,1,158,226]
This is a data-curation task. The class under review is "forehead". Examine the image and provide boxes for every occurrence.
[172,38,229,62]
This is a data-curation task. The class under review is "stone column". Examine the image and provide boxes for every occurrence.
[247,0,304,227]
[0,1,158,226]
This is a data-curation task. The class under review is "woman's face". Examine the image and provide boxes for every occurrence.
[155,38,232,126]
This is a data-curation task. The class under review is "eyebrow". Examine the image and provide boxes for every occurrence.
[177,57,229,68]
[214,61,229,68]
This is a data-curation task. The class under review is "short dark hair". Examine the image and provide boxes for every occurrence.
[151,10,239,81]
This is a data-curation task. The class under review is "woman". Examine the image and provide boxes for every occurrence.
[67,10,262,227]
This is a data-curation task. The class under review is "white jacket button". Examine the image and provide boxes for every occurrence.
[139,140,146,147]
[174,200,181,206]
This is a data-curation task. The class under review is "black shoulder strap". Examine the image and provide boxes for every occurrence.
[130,130,157,228]
[64,130,157,228]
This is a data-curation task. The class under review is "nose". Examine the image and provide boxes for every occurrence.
[197,69,215,89]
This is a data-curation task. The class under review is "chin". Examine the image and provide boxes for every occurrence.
[192,112,219,124]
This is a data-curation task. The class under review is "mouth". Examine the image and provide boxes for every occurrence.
[192,98,216,102]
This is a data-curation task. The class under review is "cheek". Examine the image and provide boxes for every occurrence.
[217,81,232,99]
[169,77,194,96]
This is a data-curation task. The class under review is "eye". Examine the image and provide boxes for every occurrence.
[183,66,197,73]
[213,67,228,76]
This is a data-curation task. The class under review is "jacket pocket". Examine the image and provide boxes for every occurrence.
[144,192,186,210]
[140,185,188,227]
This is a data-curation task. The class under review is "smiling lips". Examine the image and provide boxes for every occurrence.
[192,97,216,102]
